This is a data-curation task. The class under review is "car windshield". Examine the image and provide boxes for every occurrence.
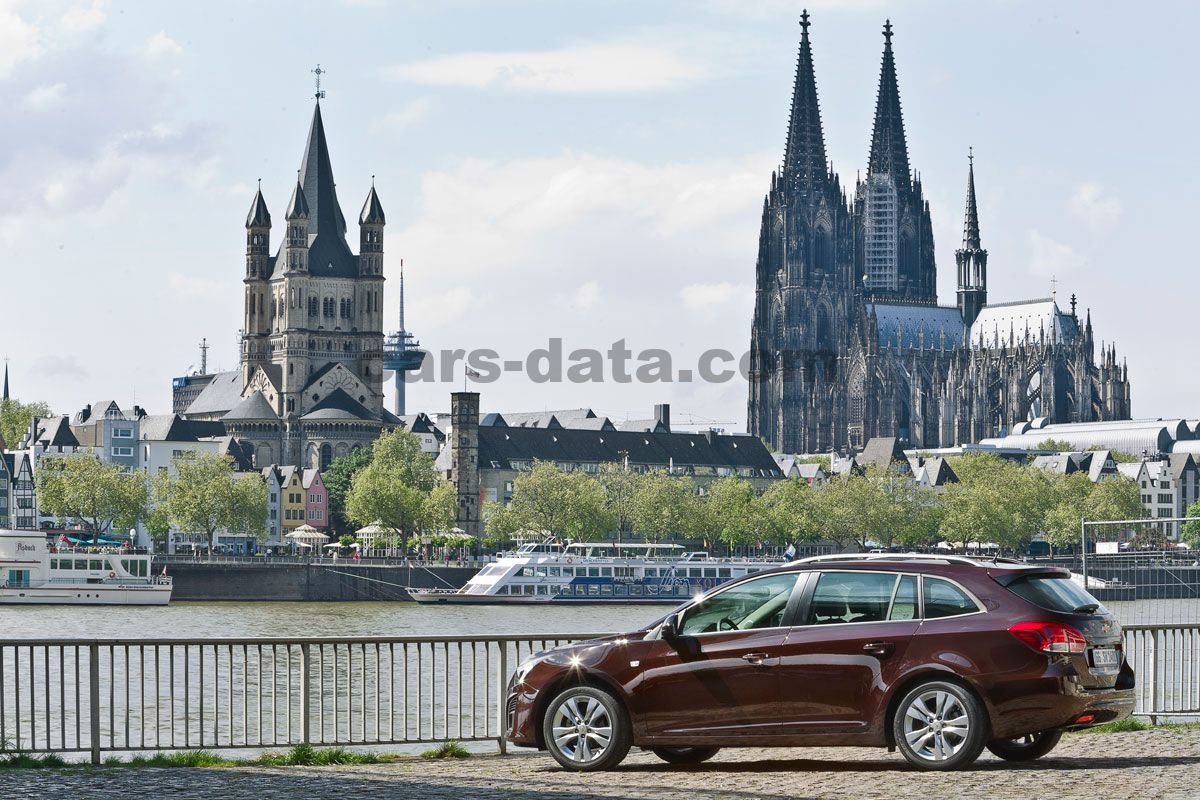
[1007,574,1105,614]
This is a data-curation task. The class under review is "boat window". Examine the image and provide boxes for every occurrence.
[718,568,731,578]
[601,567,612,577]
[587,567,599,577]
[90,560,103,571]
[548,567,560,577]
[704,568,716,578]
[630,585,642,596]
[615,584,627,595]
[50,559,58,569]
[645,568,656,577]
[588,585,599,595]
[75,560,87,570]
[689,568,702,578]
[600,585,613,595]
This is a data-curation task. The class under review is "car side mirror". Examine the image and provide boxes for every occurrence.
[661,610,685,643]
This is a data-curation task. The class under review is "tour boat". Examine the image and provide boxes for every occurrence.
[408,541,780,605]
[0,529,172,605]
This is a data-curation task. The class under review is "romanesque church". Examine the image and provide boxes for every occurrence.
[183,99,397,468]
[747,15,1131,454]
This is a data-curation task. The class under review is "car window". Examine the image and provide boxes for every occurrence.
[1006,575,1105,614]
[809,571,899,625]
[678,573,798,635]
[889,575,917,620]
[922,577,979,618]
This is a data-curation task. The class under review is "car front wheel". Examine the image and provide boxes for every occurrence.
[651,746,721,765]
[893,680,987,771]
[542,685,631,771]
[986,730,1062,761]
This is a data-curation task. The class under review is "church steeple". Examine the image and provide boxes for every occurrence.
[783,10,828,186]
[298,102,347,239]
[956,149,988,326]
[867,20,911,183]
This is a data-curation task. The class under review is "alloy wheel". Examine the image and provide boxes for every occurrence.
[902,689,971,762]
[551,695,613,765]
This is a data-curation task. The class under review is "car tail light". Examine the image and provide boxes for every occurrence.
[1009,621,1088,654]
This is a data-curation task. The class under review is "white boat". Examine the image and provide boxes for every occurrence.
[408,541,778,605]
[0,529,172,605]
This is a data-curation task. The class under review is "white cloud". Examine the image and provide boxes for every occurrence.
[682,282,749,310]
[144,31,182,57]
[1069,182,1121,231]
[370,97,434,134]
[57,1,106,34]
[24,81,66,109]
[0,5,41,76]
[389,39,705,94]
[1027,230,1083,277]
[572,280,600,309]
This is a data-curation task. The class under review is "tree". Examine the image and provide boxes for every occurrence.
[629,470,699,542]
[322,447,373,534]
[1043,473,1094,551]
[758,477,818,547]
[36,455,148,542]
[1036,438,1073,452]
[422,480,457,533]
[809,477,863,553]
[598,464,641,542]
[485,460,611,542]
[157,453,267,555]
[345,430,439,554]
[1086,475,1146,547]
[939,453,1054,552]
[698,476,763,553]
[1182,500,1200,548]
[0,398,51,451]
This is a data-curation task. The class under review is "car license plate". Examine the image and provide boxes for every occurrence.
[1090,647,1120,672]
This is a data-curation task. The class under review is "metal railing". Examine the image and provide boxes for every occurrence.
[0,625,1196,763]
[0,634,607,762]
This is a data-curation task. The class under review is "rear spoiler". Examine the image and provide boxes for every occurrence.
[989,566,1071,587]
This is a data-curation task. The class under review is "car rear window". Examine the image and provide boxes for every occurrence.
[1007,575,1104,614]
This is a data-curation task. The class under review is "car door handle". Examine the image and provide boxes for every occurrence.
[741,652,775,666]
[863,641,895,658]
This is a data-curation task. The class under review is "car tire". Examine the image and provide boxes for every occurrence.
[892,680,987,771]
[542,685,631,771]
[651,746,721,765]
[986,730,1062,761]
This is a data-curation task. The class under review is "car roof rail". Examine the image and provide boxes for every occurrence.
[790,552,1028,567]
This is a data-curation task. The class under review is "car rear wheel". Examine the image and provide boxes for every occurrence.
[542,685,631,771]
[986,730,1062,761]
[651,746,721,765]
[892,681,987,771]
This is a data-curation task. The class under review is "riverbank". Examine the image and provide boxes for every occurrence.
[154,561,476,601]
[4,728,1198,799]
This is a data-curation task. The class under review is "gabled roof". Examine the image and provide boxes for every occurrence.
[302,468,323,489]
[969,299,1078,349]
[184,371,244,417]
[300,388,376,421]
[859,437,908,470]
[138,414,199,442]
[35,416,80,449]
[616,419,668,434]
[474,427,781,476]
[223,391,278,421]
[870,303,966,350]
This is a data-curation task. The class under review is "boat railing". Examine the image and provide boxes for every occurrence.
[0,624,1195,763]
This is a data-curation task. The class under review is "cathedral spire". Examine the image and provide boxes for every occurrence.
[783,10,828,184]
[246,180,271,229]
[298,102,347,238]
[962,148,981,250]
[2,360,9,401]
[867,19,911,183]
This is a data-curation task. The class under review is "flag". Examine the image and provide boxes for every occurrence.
[783,543,797,561]
[161,566,168,576]
[465,367,482,380]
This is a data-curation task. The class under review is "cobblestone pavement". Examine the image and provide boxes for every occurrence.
[4,729,1198,800]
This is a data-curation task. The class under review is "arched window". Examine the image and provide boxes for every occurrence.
[813,226,832,278]
[815,305,834,352]
[319,443,333,471]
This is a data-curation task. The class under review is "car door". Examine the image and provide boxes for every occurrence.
[776,570,921,736]
[632,571,804,740]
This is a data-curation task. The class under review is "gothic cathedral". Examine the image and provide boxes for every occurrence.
[747,15,1131,454]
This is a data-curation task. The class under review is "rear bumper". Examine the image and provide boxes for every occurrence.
[988,661,1136,738]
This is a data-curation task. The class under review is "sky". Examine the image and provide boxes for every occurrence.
[1,0,1196,431]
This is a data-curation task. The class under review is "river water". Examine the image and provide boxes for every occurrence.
[1,598,1196,640]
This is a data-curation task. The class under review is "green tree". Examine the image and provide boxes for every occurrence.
[0,398,51,451]
[36,455,148,542]
[322,447,373,534]
[1182,500,1200,547]
[157,453,266,555]
[1086,475,1146,547]
[345,430,439,554]
[758,477,818,547]
[939,453,1054,552]
[810,477,863,552]
[698,476,764,553]
[422,480,457,533]
[1043,473,1094,550]
[485,460,611,541]
[1036,438,1073,452]
[598,463,641,542]
[629,470,698,542]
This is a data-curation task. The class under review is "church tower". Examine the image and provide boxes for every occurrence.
[748,11,855,454]
[242,184,272,387]
[855,21,936,303]
[956,151,987,326]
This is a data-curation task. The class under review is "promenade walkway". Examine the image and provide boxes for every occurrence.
[6,728,1198,799]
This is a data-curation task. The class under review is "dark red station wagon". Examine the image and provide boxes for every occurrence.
[506,554,1136,771]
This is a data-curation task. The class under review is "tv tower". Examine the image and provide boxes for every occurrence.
[381,260,426,416]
